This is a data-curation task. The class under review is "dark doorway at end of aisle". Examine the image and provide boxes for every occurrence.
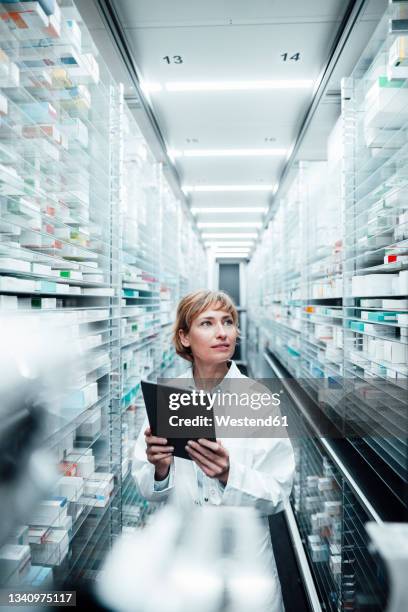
[218,263,241,362]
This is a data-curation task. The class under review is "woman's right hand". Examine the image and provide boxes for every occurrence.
[144,427,174,480]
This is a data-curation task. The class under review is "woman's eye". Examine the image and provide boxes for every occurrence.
[201,321,211,326]
[224,320,233,326]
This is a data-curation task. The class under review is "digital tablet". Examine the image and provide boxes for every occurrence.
[141,380,216,460]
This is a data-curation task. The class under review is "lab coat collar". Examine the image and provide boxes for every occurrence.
[180,360,245,385]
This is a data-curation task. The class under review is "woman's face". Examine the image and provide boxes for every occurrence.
[179,306,237,365]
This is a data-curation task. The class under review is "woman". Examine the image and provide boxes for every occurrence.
[133,289,295,611]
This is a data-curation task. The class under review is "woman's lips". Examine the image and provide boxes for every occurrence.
[211,344,230,350]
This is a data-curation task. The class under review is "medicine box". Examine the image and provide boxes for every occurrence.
[383,299,408,309]
[389,35,408,68]
[83,481,111,507]
[330,554,342,575]
[364,77,408,129]
[30,496,68,527]
[395,210,408,240]
[59,461,77,477]
[19,101,57,123]
[383,340,408,363]
[352,274,397,296]
[76,406,102,438]
[324,501,342,517]
[331,519,342,542]
[361,311,397,322]
[30,529,69,567]
[1,2,48,31]
[0,257,30,272]
[318,477,334,492]
[311,512,331,532]
[8,525,29,546]
[52,515,72,538]
[330,543,341,556]
[307,534,322,547]
[65,19,82,51]
[55,476,84,502]
[28,527,51,545]
[306,475,319,491]
[310,542,329,563]
[66,450,95,478]
[87,472,114,494]
[64,382,98,412]
[0,544,31,585]
[399,270,408,293]
[45,6,61,38]
[0,276,36,292]
[0,295,18,309]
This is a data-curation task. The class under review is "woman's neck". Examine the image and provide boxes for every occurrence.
[192,359,229,390]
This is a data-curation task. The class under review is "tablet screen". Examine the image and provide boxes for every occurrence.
[141,380,216,460]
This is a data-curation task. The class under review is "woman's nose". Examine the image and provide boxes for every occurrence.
[215,323,227,337]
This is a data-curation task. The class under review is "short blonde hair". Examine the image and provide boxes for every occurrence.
[173,290,239,362]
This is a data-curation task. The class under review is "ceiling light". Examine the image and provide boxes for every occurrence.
[165,80,314,92]
[215,249,250,253]
[216,253,249,258]
[192,207,267,214]
[215,245,250,250]
[170,148,286,158]
[197,222,262,228]
[183,184,275,193]
[202,233,258,238]
[205,242,253,247]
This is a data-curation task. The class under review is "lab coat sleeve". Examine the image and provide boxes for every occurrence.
[132,417,175,502]
[221,438,295,516]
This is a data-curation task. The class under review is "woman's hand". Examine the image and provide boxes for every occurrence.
[186,438,230,485]
[144,427,174,481]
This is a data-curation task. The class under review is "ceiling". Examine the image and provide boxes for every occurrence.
[77,0,387,259]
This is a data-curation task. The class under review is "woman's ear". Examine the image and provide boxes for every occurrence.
[178,329,190,348]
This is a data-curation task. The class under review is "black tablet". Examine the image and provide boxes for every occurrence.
[141,380,216,460]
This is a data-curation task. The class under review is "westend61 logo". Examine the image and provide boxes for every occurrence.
[168,389,282,411]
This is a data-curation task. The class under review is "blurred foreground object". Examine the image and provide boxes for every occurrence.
[97,505,278,612]
[0,316,77,549]
[366,523,408,612]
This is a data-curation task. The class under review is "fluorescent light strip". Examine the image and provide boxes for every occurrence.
[215,249,250,255]
[170,148,286,158]
[192,207,266,214]
[198,222,261,228]
[215,246,250,250]
[205,242,253,247]
[202,233,258,238]
[184,184,274,193]
[216,253,249,258]
[166,80,313,92]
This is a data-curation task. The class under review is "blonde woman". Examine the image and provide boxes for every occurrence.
[133,290,295,612]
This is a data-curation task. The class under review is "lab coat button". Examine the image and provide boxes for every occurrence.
[204,497,209,502]
[210,489,216,495]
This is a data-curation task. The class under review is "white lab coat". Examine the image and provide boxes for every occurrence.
[133,360,295,612]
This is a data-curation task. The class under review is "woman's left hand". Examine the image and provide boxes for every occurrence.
[186,438,230,485]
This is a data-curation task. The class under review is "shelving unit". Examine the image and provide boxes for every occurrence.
[263,350,389,612]
[0,0,206,592]
[342,4,408,506]
[248,2,407,609]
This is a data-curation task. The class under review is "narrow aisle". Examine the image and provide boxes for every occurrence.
[0,0,407,611]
